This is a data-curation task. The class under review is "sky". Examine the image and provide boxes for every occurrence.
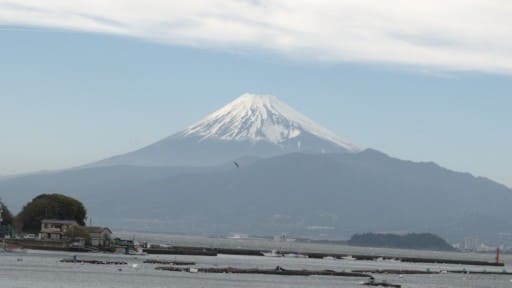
[0,1,511,187]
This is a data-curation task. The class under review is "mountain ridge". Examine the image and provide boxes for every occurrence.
[2,149,511,242]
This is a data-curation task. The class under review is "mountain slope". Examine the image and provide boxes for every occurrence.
[91,93,359,167]
[2,150,511,242]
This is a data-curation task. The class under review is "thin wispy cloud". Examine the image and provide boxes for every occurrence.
[1,0,512,73]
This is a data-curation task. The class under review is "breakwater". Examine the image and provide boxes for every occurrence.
[143,246,504,267]
[155,265,373,278]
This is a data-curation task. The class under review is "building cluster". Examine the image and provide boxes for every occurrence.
[11,219,144,254]
[452,236,512,253]
[37,219,112,250]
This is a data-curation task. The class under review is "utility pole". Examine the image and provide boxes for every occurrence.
[0,198,4,248]
[0,197,4,233]
[0,199,3,225]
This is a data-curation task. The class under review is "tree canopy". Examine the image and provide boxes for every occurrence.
[0,200,13,226]
[16,194,87,233]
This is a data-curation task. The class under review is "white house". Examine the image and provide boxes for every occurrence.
[39,219,78,240]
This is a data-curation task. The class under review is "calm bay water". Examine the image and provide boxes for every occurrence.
[1,232,512,287]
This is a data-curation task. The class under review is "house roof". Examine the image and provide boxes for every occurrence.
[41,219,78,225]
[84,226,112,233]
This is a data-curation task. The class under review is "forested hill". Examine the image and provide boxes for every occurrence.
[347,233,455,251]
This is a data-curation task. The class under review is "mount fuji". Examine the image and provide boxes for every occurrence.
[91,93,359,167]
[2,93,512,242]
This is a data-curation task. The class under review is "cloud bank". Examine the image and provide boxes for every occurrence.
[1,0,512,73]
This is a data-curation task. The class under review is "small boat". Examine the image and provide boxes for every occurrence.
[128,248,147,255]
[262,250,282,257]
[284,253,307,258]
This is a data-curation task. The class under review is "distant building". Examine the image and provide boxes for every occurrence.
[39,219,78,241]
[273,234,296,242]
[228,233,249,239]
[273,234,287,242]
[463,236,481,251]
[84,226,112,247]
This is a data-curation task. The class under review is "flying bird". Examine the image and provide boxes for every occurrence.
[233,161,239,168]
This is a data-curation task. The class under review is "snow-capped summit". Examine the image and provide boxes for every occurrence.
[91,93,359,167]
[181,93,358,151]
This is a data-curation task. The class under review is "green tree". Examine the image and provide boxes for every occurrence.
[0,201,14,226]
[0,199,15,237]
[16,194,87,233]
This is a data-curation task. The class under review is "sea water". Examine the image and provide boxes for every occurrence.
[1,232,511,287]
